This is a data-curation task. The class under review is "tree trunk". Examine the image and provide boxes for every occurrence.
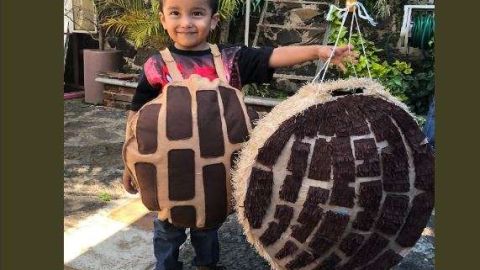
[98,29,105,50]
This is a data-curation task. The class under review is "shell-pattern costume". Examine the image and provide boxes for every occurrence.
[123,44,253,229]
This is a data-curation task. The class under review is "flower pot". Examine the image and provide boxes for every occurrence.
[83,49,121,104]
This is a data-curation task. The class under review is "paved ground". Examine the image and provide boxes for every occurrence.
[64,99,434,270]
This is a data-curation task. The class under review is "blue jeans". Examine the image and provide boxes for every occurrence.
[153,219,220,270]
[423,99,435,149]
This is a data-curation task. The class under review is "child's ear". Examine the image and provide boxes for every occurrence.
[210,13,220,30]
[159,11,167,28]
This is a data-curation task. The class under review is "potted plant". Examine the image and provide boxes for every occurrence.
[65,0,123,104]
[84,0,125,104]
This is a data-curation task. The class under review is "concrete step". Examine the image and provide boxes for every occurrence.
[64,198,156,270]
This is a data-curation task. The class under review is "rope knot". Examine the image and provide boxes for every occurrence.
[326,2,377,27]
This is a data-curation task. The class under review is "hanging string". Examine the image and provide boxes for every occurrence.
[353,10,373,78]
[312,9,349,82]
[347,9,358,78]
[313,1,377,83]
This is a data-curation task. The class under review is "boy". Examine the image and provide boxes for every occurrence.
[122,0,357,269]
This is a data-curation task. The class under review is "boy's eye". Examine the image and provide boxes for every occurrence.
[192,11,204,16]
[169,11,180,16]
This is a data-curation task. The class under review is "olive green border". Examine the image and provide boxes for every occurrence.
[435,0,480,269]
[0,0,478,269]
[1,0,64,269]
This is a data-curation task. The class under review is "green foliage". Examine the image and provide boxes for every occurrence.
[100,0,167,48]
[403,50,435,115]
[362,0,392,19]
[327,9,435,115]
[100,0,242,49]
[218,0,243,21]
[243,83,288,99]
[327,10,413,103]
[98,192,112,202]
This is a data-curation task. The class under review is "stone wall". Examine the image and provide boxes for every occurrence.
[254,0,337,94]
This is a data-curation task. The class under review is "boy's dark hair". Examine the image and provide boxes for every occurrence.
[159,0,218,14]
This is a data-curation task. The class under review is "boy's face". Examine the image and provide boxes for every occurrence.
[160,0,219,51]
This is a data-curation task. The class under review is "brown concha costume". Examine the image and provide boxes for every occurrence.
[123,44,253,229]
[232,78,434,270]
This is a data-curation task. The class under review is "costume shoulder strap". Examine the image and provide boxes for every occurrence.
[208,43,228,83]
[159,47,183,81]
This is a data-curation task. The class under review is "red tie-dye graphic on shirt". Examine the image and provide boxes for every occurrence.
[143,46,242,90]
[190,64,218,81]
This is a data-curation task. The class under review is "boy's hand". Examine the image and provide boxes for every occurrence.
[122,169,138,194]
[319,45,359,73]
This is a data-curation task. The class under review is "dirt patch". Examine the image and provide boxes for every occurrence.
[64,100,129,229]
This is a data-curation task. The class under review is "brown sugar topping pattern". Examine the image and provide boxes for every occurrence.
[240,93,434,270]
[126,81,252,229]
